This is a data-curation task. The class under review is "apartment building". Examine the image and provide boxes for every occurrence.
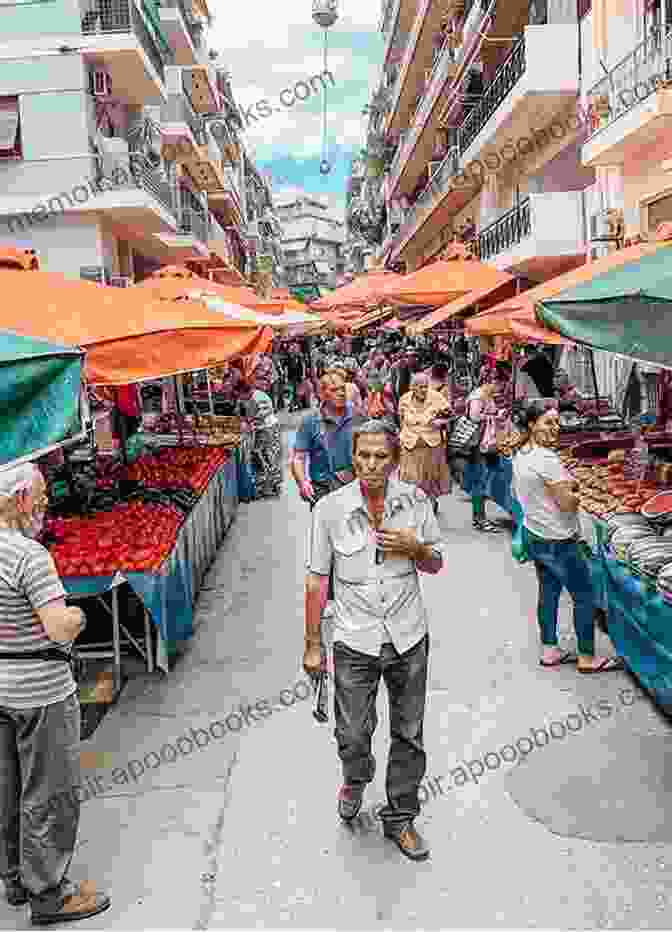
[0,0,278,283]
[276,193,345,300]
[351,0,635,283]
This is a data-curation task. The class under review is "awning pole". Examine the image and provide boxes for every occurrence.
[589,346,600,410]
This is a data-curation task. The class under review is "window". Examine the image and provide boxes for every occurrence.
[0,97,21,160]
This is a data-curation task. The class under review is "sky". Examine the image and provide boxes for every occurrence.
[208,0,384,218]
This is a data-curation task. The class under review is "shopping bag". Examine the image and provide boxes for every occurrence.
[447,415,481,455]
[511,522,530,564]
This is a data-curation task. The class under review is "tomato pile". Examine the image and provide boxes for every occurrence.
[49,501,184,577]
[125,447,230,494]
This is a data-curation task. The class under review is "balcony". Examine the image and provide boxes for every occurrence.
[161,91,204,160]
[159,0,206,65]
[81,0,172,104]
[582,26,672,168]
[456,24,579,171]
[386,0,459,135]
[474,191,586,277]
[388,32,460,194]
[182,64,219,113]
[390,145,481,263]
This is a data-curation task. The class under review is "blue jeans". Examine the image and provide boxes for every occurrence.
[527,535,595,656]
[332,635,428,830]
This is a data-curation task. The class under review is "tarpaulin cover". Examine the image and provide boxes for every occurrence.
[134,273,262,308]
[370,258,508,309]
[0,270,271,384]
[537,243,672,365]
[409,275,516,334]
[0,330,84,466]
[311,270,403,311]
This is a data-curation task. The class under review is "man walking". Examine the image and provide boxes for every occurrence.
[291,370,355,508]
[303,420,444,861]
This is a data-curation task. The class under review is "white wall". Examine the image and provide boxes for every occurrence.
[0,214,103,278]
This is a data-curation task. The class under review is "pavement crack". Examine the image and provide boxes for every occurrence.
[193,751,238,931]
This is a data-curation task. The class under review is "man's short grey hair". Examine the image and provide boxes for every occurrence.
[352,419,400,456]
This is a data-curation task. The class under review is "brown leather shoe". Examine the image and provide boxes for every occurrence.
[31,881,111,926]
[384,821,430,861]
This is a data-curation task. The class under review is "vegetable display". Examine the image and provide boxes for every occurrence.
[46,446,232,577]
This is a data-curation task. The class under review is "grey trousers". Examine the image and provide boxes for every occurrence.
[0,692,81,909]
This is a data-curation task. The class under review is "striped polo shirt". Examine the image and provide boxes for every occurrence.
[0,530,74,709]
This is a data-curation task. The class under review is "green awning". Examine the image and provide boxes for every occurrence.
[537,243,672,366]
[0,331,84,466]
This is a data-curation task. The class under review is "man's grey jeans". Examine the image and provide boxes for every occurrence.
[333,634,429,830]
[0,693,81,910]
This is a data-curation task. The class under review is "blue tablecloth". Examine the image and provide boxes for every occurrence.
[62,457,239,670]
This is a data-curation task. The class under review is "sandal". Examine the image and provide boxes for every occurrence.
[31,883,110,927]
[578,656,625,674]
[540,651,576,668]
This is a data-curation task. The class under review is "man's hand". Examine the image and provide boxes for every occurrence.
[303,642,322,678]
[299,479,316,503]
[376,529,423,560]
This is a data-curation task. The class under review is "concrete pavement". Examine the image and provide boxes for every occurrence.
[2,419,672,929]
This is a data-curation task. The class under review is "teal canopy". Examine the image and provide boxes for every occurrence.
[0,330,85,466]
[537,244,672,366]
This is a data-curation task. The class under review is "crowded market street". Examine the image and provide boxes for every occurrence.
[0,415,670,930]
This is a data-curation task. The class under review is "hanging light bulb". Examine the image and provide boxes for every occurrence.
[311,0,339,28]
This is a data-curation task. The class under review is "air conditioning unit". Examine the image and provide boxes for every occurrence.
[89,67,112,97]
[109,275,133,287]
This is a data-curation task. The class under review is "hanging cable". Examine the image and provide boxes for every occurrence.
[320,28,331,174]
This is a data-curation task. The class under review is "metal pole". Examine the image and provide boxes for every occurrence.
[588,346,600,410]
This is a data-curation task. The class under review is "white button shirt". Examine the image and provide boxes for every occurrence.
[307,477,443,657]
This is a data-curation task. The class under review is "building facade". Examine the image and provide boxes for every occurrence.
[275,193,345,300]
[350,0,672,283]
[0,0,279,283]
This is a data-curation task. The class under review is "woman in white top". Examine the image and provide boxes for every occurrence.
[512,402,623,673]
[238,380,282,499]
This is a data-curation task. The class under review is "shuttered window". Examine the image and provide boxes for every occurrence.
[0,97,21,159]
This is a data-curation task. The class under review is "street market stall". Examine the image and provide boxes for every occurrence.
[0,264,272,685]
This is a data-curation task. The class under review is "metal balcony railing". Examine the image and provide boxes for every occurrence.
[586,25,672,137]
[163,0,203,49]
[179,207,209,243]
[397,147,461,238]
[81,0,170,82]
[474,197,531,260]
[457,35,526,156]
[94,153,175,214]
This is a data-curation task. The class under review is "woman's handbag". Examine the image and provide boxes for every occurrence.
[511,522,530,564]
[447,415,481,455]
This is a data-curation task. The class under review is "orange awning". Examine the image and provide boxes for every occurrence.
[370,256,508,309]
[407,274,516,335]
[311,270,403,311]
[134,272,261,307]
[0,269,271,384]
[467,240,668,337]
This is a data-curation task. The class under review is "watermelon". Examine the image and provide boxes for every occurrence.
[642,491,672,518]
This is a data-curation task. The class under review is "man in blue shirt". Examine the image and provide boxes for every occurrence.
[291,370,355,508]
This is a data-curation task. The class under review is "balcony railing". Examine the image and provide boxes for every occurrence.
[398,146,461,237]
[474,197,531,260]
[93,153,175,215]
[163,0,203,49]
[81,0,170,82]
[586,25,672,138]
[457,35,525,157]
[179,207,209,243]
[381,0,400,37]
